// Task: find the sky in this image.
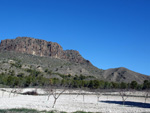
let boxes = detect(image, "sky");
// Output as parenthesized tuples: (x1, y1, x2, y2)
(0, 0, 150, 75)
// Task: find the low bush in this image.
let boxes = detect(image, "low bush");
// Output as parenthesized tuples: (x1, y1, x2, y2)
(22, 91, 38, 95)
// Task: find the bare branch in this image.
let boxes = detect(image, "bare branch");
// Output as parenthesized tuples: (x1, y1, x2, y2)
(118, 89, 132, 105)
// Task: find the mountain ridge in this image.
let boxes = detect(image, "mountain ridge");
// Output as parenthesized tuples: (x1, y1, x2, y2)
(103, 67, 150, 83)
(0, 37, 149, 84)
(0, 37, 91, 65)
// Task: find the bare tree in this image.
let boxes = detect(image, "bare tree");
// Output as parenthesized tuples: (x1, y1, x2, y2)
(15, 88, 23, 96)
(43, 79, 54, 101)
(118, 89, 131, 105)
(44, 86, 53, 101)
(45, 79, 70, 108)
(144, 89, 150, 103)
(76, 89, 81, 98)
(51, 87, 66, 108)
(76, 89, 83, 102)
(9, 88, 16, 97)
(82, 90, 85, 102)
(1, 89, 6, 97)
(13, 88, 17, 97)
(12, 87, 20, 97)
(13, 86, 21, 97)
(52, 79, 73, 108)
(8, 86, 23, 98)
(75, 87, 88, 102)
(95, 89, 103, 103)
(9, 89, 13, 98)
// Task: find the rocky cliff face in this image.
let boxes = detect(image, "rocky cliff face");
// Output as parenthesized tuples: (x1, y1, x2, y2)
(0, 37, 90, 64)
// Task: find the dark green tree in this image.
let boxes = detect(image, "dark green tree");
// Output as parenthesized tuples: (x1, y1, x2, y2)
(143, 80, 150, 89)
(120, 82, 127, 89)
(130, 81, 138, 89)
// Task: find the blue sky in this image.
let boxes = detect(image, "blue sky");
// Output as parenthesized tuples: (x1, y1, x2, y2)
(0, 0, 150, 75)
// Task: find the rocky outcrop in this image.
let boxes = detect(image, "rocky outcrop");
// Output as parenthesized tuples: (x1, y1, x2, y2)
(64, 50, 90, 64)
(0, 37, 91, 64)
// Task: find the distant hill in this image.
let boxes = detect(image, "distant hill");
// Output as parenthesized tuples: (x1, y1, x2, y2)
(103, 67, 150, 84)
(0, 37, 149, 84)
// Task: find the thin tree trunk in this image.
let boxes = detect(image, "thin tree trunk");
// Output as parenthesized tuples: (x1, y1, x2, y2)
(51, 88, 66, 108)
(97, 96, 100, 103)
(83, 94, 85, 102)
(2, 91, 4, 97)
(52, 98, 57, 108)
(9, 91, 11, 98)
(13, 89, 17, 97)
(76, 91, 80, 98)
(47, 94, 51, 101)
(123, 100, 125, 105)
(145, 94, 148, 103)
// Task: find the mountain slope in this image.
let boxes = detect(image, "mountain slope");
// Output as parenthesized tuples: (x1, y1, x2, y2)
(103, 67, 150, 83)
(0, 37, 149, 84)
(0, 51, 104, 79)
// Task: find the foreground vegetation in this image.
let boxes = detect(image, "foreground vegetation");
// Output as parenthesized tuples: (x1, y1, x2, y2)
(0, 108, 39, 113)
(0, 108, 97, 113)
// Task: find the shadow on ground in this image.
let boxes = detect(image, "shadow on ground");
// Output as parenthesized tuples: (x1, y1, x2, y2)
(101, 100, 150, 108)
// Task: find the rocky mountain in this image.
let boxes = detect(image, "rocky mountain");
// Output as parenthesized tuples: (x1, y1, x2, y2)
(0, 37, 90, 65)
(0, 37, 149, 84)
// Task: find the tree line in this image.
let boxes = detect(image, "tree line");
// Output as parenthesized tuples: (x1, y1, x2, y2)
(0, 70, 150, 90)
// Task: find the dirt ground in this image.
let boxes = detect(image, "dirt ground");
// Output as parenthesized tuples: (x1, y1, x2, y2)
(0, 88, 150, 113)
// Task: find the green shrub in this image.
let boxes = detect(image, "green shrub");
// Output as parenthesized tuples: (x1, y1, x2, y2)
(0, 108, 39, 113)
